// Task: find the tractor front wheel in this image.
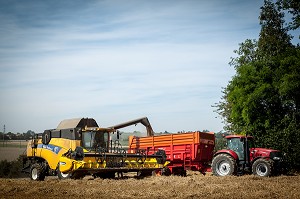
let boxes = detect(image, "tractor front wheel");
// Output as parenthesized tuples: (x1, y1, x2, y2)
(212, 154, 237, 176)
(252, 158, 273, 177)
(30, 163, 45, 181)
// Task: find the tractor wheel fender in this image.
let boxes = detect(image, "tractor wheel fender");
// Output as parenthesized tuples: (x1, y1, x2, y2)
(251, 156, 269, 164)
(30, 163, 46, 181)
(214, 149, 239, 161)
(212, 153, 237, 177)
(252, 158, 274, 177)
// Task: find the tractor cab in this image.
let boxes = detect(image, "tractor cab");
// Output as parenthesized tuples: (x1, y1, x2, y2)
(225, 135, 254, 163)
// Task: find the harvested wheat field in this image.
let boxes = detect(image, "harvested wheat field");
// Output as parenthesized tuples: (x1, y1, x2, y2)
(0, 172, 299, 199)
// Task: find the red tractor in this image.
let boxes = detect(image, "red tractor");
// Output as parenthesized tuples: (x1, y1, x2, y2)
(212, 135, 283, 177)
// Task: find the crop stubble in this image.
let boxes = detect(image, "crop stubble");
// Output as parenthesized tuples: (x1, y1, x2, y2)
(0, 172, 299, 199)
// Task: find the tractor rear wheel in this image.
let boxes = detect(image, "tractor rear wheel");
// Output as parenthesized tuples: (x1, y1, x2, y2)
(30, 163, 45, 181)
(212, 154, 237, 176)
(252, 158, 273, 177)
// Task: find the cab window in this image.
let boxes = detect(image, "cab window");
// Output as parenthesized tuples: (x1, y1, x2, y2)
(82, 131, 109, 151)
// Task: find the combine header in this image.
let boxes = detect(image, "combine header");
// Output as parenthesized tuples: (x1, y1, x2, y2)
(23, 118, 167, 181)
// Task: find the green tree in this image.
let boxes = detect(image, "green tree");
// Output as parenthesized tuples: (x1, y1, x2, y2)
(278, 0, 300, 30)
(216, 0, 300, 170)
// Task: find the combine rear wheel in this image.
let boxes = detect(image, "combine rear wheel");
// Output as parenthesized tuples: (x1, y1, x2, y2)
(30, 163, 45, 181)
(212, 154, 237, 176)
(252, 159, 273, 177)
(57, 163, 72, 179)
(57, 168, 85, 179)
(57, 170, 71, 179)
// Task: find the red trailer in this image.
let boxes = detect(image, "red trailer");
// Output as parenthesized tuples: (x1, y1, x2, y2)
(128, 131, 215, 176)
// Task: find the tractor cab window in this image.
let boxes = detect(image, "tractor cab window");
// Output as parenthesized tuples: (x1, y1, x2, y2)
(82, 131, 109, 151)
(227, 138, 245, 160)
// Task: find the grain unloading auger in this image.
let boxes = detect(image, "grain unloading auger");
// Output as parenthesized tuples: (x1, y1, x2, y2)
(22, 118, 167, 181)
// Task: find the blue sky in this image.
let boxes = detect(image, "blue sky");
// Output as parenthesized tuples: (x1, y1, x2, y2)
(0, 0, 264, 134)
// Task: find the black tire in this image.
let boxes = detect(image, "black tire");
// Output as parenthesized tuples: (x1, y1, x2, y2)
(161, 167, 171, 176)
(30, 163, 45, 181)
(57, 169, 72, 180)
(172, 167, 187, 176)
(252, 158, 273, 177)
(212, 154, 237, 176)
(57, 163, 72, 179)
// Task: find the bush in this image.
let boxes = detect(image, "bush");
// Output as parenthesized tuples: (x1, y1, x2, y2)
(0, 155, 27, 178)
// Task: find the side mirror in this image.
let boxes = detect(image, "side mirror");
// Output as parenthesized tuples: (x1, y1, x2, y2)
(117, 130, 120, 140)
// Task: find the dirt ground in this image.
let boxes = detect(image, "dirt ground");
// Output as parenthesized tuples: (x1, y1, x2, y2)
(0, 172, 299, 199)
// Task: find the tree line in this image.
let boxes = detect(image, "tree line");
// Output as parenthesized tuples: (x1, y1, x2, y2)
(215, 0, 300, 171)
(0, 130, 34, 141)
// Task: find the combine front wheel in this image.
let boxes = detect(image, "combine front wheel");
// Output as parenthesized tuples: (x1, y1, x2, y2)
(30, 163, 45, 181)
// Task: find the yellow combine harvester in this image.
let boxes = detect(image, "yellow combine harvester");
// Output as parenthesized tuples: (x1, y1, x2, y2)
(22, 118, 167, 181)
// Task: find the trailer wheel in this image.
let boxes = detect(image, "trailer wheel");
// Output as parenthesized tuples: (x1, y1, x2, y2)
(212, 154, 237, 176)
(173, 167, 187, 176)
(30, 163, 45, 181)
(252, 158, 273, 177)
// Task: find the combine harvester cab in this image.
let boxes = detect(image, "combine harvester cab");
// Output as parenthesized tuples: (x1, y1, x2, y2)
(128, 131, 215, 176)
(23, 118, 167, 181)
